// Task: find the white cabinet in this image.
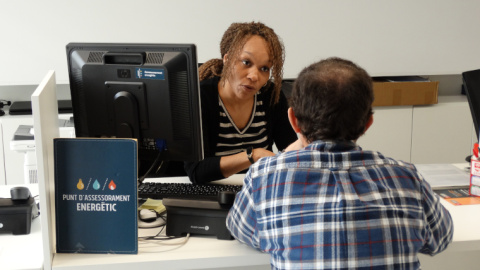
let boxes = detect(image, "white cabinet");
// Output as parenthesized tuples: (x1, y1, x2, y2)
(411, 96, 474, 164)
(358, 96, 475, 165)
(357, 106, 413, 162)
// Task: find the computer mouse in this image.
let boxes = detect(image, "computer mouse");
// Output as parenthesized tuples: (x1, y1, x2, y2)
(138, 209, 157, 222)
(218, 190, 236, 206)
(10, 186, 31, 201)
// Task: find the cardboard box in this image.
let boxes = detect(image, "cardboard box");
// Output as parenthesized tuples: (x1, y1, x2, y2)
(372, 77, 439, 107)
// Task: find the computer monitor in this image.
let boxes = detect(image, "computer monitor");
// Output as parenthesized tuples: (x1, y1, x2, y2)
(66, 43, 204, 177)
(462, 68, 480, 141)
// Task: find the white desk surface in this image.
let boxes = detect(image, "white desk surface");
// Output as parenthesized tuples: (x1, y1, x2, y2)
(416, 164, 480, 269)
(3, 164, 480, 270)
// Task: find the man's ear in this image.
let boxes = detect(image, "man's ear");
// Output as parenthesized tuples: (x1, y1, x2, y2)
(364, 114, 374, 133)
(288, 107, 301, 133)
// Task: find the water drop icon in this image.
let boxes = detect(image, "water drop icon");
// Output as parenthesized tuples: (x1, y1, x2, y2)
(93, 179, 101, 190)
(77, 179, 84, 190)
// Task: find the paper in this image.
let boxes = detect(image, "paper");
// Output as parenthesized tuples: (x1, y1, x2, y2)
(415, 164, 470, 188)
(138, 198, 166, 215)
(434, 187, 480, 206)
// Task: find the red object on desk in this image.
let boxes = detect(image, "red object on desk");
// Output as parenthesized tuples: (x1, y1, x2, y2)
(473, 143, 479, 158)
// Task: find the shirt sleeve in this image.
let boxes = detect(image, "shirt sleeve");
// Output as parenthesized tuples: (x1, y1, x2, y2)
(184, 157, 224, 184)
(419, 179, 454, 255)
(226, 171, 261, 249)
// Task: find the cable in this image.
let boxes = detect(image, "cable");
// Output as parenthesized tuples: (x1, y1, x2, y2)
(139, 224, 184, 241)
(0, 100, 11, 107)
(138, 224, 191, 252)
(139, 234, 190, 252)
(138, 138, 170, 183)
(137, 152, 163, 184)
(138, 214, 166, 228)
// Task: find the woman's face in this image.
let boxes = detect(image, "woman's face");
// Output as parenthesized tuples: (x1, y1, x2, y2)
(224, 35, 272, 101)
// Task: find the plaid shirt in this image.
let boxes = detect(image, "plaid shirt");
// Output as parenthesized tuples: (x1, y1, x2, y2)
(226, 140, 453, 270)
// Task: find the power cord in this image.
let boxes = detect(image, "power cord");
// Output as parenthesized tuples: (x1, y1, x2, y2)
(138, 225, 191, 252)
(138, 151, 163, 184)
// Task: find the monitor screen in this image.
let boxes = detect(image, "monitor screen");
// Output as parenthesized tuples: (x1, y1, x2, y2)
(66, 43, 203, 177)
(463, 68, 480, 141)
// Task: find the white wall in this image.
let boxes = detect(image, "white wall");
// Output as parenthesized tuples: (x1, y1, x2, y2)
(1, 0, 480, 86)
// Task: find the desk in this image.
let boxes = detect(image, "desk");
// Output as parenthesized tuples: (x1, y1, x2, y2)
(416, 164, 480, 269)
(0, 184, 43, 270)
(51, 174, 270, 270)
(3, 165, 480, 270)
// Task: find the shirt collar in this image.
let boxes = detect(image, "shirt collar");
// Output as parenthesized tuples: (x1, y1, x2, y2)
(305, 140, 362, 153)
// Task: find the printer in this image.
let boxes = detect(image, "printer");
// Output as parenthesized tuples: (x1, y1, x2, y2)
(10, 119, 75, 184)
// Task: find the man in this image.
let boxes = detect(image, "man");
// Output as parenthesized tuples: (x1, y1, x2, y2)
(226, 57, 453, 270)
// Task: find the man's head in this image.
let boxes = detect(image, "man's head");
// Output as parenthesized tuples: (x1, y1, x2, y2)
(289, 57, 374, 143)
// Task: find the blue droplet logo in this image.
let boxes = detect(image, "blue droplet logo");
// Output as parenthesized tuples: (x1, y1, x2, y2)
(93, 179, 101, 190)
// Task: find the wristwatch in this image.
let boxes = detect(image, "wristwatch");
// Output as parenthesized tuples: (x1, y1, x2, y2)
(246, 146, 255, 164)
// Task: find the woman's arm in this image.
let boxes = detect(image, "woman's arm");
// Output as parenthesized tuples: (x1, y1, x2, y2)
(219, 148, 275, 178)
(184, 78, 225, 184)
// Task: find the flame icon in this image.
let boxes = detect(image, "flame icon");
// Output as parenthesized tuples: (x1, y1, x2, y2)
(108, 180, 116, 190)
(77, 179, 84, 190)
(93, 179, 101, 190)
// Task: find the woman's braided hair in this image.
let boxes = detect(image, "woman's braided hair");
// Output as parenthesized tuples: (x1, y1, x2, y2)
(199, 21, 285, 104)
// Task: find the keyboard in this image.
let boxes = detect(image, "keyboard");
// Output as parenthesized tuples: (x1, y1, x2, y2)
(138, 182, 243, 200)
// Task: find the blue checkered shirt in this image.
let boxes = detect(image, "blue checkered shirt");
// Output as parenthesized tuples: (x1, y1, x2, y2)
(226, 140, 453, 270)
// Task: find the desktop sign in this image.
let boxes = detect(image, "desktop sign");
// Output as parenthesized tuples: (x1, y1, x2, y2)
(54, 138, 138, 254)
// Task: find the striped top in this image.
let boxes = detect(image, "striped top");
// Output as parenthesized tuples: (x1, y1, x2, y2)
(215, 93, 269, 156)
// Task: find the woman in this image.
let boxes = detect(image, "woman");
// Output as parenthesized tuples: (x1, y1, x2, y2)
(185, 21, 297, 184)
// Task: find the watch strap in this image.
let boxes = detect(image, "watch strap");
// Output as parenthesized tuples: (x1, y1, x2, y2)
(246, 146, 255, 164)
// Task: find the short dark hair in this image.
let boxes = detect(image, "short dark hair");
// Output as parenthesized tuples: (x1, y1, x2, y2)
(289, 57, 374, 142)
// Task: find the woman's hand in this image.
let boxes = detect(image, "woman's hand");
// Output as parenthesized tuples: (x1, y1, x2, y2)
(219, 148, 274, 178)
(252, 148, 275, 162)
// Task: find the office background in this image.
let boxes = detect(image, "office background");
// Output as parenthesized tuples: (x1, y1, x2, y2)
(1, 0, 480, 86)
(1, 0, 480, 185)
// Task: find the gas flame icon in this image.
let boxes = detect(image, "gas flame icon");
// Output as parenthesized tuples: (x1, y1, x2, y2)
(108, 180, 116, 190)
